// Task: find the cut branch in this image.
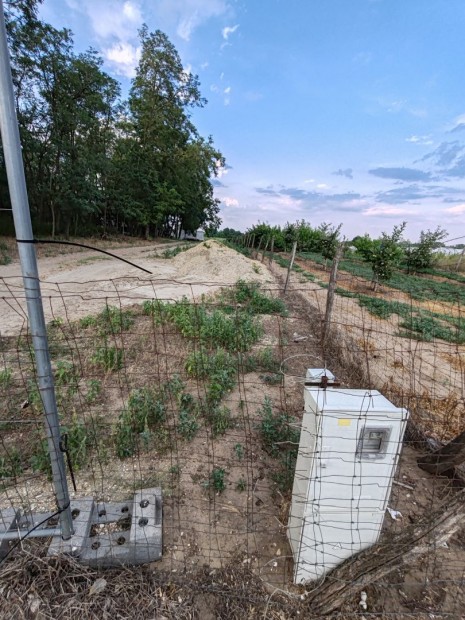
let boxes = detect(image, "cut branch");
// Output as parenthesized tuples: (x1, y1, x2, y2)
(417, 429, 465, 475)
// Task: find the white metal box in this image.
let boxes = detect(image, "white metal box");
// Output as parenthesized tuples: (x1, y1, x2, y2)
(288, 387, 409, 583)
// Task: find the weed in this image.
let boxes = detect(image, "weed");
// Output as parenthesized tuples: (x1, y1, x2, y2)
(240, 347, 281, 373)
(204, 404, 233, 437)
(178, 409, 199, 440)
(79, 315, 97, 328)
(49, 317, 64, 328)
(260, 373, 282, 385)
(178, 392, 199, 440)
(209, 467, 226, 493)
(115, 386, 167, 458)
(98, 305, 134, 335)
(236, 477, 246, 492)
(92, 343, 123, 371)
(0, 241, 11, 266)
(252, 264, 261, 274)
(55, 360, 76, 387)
(258, 397, 300, 458)
(229, 280, 287, 316)
(161, 245, 189, 258)
(30, 437, 51, 477)
(234, 443, 244, 461)
(0, 368, 12, 391)
(186, 349, 236, 406)
(86, 379, 102, 403)
(0, 449, 23, 480)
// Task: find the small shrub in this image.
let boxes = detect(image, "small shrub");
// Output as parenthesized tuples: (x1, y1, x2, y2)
(205, 405, 233, 437)
(236, 477, 246, 492)
(178, 409, 199, 441)
(98, 305, 134, 335)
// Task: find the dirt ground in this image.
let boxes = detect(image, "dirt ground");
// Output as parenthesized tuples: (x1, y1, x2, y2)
(1, 241, 465, 618)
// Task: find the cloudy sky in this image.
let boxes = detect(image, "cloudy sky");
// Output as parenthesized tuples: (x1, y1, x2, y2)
(39, 0, 465, 241)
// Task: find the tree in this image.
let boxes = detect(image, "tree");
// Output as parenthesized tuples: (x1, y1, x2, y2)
(405, 226, 448, 272)
(367, 222, 406, 290)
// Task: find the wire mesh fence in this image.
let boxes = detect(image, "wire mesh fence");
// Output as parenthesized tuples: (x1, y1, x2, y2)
(0, 240, 464, 618)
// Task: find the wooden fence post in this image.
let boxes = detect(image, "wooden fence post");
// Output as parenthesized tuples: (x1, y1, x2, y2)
(283, 241, 297, 294)
(269, 236, 275, 265)
(322, 243, 343, 345)
(261, 237, 269, 263)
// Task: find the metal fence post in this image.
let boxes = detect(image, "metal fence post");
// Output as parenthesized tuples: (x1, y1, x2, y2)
(0, 1, 74, 539)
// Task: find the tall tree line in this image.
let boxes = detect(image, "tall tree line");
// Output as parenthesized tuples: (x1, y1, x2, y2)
(0, 0, 224, 238)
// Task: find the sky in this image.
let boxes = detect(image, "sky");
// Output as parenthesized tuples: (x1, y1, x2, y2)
(38, 0, 465, 242)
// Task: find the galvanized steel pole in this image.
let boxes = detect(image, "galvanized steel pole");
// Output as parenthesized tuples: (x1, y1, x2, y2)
(0, 1, 73, 539)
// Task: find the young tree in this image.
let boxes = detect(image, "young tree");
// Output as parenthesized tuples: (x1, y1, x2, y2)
(405, 226, 448, 272)
(367, 222, 406, 290)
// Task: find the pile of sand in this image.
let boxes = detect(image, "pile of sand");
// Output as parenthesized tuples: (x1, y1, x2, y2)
(173, 240, 273, 284)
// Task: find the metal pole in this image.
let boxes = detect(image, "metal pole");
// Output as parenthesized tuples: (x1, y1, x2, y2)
(0, 1, 73, 539)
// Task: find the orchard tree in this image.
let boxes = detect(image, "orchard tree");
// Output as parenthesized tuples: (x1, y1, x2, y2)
(405, 227, 448, 272)
(368, 222, 406, 290)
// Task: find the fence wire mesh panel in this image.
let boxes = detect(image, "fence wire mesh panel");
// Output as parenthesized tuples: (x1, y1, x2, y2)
(0, 239, 464, 619)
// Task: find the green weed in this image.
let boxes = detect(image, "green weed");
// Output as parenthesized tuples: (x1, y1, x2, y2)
(0, 368, 12, 391)
(258, 397, 300, 458)
(0, 449, 22, 480)
(236, 477, 246, 492)
(92, 343, 123, 371)
(234, 443, 244, 461)
(209, 467, 226, 493)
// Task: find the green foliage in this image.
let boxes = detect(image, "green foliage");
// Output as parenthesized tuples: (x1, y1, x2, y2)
(86, 379, 102, 403)
(399, 315, 465, 344)
(115, 384, 171, 458)
(228, 280, 287, 316)
(258, 397, 300, 458)
(236, 477, 246, 492)
(162, 297, 262, 352)
(234, 443, 244, 461)
(204, 404, 233, 437)
(257, 398, 300, 494)
(178, 392, 199, 440)
(0, 449, 23, 480)
(98, 306, 134, 335)
(239, 347, 281, 374)
(92, 343, 123, 371)
(405, 227, 448, 272)
(366, 222, 406, 286)
(0, 242, 11, 266)
(209, 467, 226, 493)
(0, 368, 12, 391)
(161, 245, 189, 258)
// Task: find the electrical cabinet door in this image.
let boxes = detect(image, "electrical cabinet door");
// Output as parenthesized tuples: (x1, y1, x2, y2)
(308, 414, 404, 513)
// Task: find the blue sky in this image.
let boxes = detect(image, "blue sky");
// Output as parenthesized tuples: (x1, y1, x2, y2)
(39, 0, 465, 241)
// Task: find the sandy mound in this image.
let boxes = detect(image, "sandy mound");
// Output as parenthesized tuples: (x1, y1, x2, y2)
(173, 240, 272, 283)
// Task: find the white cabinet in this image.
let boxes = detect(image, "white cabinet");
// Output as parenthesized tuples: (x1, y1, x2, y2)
(288, 387, 408, 583)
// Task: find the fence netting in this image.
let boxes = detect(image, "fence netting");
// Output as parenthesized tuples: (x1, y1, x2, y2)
(0, 241, 464, 618)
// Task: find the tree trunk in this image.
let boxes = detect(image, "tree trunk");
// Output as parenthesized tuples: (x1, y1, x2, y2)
(417, 429, 465, 475)
(304, 489, 465, 615)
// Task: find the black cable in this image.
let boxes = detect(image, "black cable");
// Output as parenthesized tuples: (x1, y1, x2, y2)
(0, 503, 70, 566)
(15, 238, 152, 275)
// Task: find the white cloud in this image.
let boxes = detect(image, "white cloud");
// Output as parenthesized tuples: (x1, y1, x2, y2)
(363, 206, 416, 217)
(104, 42, 141, 77)
(316, 183, 329, 189)
(163, 0, 229, 40)
(84, 0, 143, 41)
(444, 203, 465, 215)
(222, 24, 239, 40)
(223, 197, 239, 207)
(406, 135, 433, 146)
